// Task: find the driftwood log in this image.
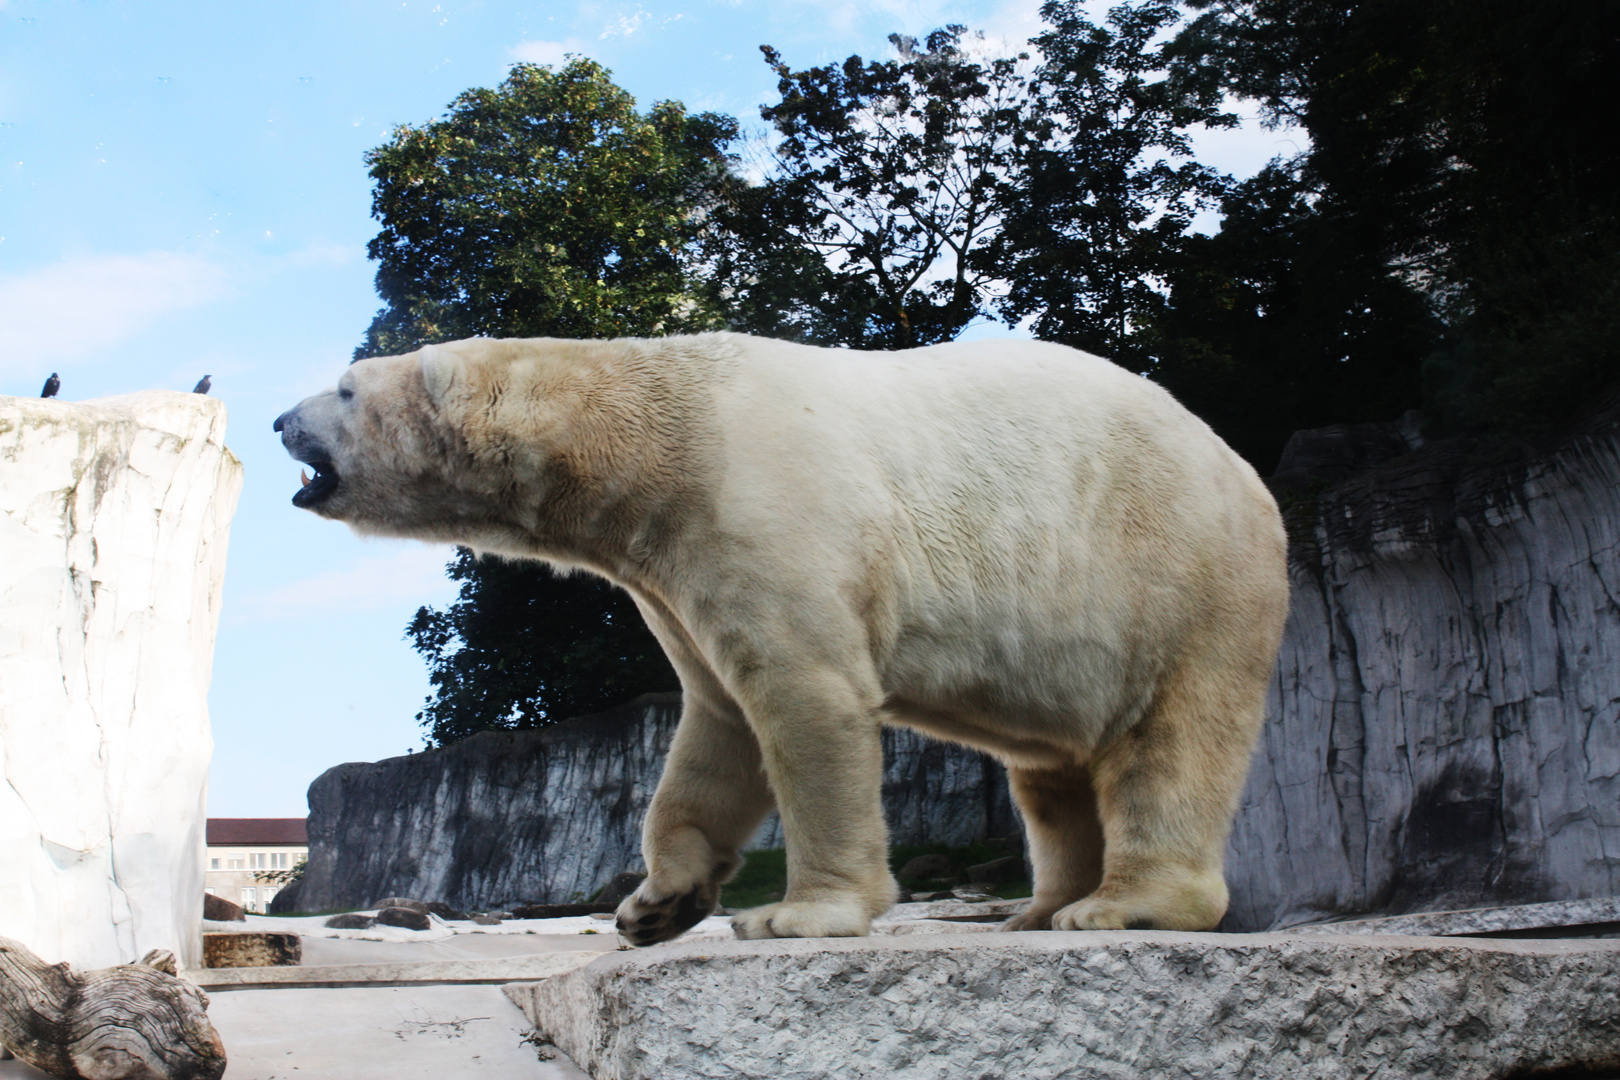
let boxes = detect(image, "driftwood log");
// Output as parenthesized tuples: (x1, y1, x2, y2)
(0, 936, 225, 1079)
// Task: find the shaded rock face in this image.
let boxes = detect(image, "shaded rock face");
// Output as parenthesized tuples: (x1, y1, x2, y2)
(1224, 398, 1620, 930)
(294, 693, 1018, 912)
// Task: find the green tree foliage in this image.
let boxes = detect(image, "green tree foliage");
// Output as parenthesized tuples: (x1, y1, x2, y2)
(1168, 0, 1620, 447)
(365, 60, 718, 745)
(407, 551, 678, 745)
(993, 0, 1235, 370)
(709, 27, 1031, 348)
(357, 59, 737, 358)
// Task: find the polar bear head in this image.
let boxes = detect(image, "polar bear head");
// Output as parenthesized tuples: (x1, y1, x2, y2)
(273, 335, 699, 553)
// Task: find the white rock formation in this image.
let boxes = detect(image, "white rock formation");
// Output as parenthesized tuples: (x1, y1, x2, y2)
(0, 391, 241, 971)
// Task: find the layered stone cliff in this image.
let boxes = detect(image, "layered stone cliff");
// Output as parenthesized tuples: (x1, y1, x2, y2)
(0, 392, 241, 969)
(292, 693, 1017, 912)
(1224, 398, 1620, 930)
(294, 398, 1620, 925)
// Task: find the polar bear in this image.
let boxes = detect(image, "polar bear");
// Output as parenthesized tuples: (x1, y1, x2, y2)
(274, 332, 1288, 944)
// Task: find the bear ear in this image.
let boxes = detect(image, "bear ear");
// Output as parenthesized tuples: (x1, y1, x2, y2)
(420, 345, 457, 406)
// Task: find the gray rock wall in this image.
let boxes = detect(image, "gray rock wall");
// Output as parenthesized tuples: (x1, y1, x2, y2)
(1224, 403, 1620, 929)
(292, 693, 1017, 912)
(296, 401, 1620, 925)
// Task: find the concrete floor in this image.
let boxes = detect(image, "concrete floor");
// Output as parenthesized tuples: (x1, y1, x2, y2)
(1, 983, 592, 1080)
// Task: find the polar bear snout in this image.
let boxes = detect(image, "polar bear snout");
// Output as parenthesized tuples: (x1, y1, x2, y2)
(274, 401, 343, 511)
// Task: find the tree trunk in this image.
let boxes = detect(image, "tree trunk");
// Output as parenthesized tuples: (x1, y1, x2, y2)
(0, 936, 225, 1080)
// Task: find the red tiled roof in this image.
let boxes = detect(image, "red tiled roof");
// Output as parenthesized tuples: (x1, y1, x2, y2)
(206, 818, 307, 845)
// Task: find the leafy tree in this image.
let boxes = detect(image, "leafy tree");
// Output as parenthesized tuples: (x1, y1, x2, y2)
(1174, 0, 1620, 441)
(407, 551, 678, 746)
(709, 27, 1031, 349)
(361, 60, 722, 745)
(358, 59, 737, 358)
(992, 0, 1235, 370)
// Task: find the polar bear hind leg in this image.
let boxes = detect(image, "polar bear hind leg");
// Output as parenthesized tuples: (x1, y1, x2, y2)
(1051, 663, 1264, 932)
(1000, 763, 1105, 932)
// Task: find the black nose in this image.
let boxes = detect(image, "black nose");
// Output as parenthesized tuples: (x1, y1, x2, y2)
(273, 410, 290, 433)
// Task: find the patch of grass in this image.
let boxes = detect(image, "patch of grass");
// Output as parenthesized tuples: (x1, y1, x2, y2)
(718, 843, 1032, 909)
(720, 847, 788, 909)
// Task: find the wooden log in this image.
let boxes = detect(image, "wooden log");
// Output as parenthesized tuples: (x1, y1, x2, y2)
(0, 935, 225, 1079)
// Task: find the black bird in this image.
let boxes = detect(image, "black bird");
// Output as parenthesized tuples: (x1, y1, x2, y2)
(192, 375, 212, 395)
(40, 373, 59, 398)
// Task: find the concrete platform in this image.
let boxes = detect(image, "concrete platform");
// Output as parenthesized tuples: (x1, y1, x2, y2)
(2, 984, 593, 1080)
(506, 930, 1620, 1080)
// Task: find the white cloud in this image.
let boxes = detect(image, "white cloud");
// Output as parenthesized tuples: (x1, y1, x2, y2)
(230, 545, 461, 624)
(510, 38, 589, 66)
(600, 7, 650, 38)
(0, 252, 230, 376)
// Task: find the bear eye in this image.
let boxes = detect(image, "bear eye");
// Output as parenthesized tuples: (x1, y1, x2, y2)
(338, 387, 355, 402)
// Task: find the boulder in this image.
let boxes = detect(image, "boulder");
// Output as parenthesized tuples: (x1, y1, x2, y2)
(0, 392, 242, 971)
(202, 932, 301, 969)
(322, 913, 376, 930)
(471, 915, 503, 926)
(962, 855, 1023, 884)
(266, 878, 303, 915)
(374, 906, 431, 931)
(370, 897, 428, 914)
(897, 854, 954, 882)
(593, 872, 646, 907)
(425, 902, 469, 921)
(203, 893, 245, 922)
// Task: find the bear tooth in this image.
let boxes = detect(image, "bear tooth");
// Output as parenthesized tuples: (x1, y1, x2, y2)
(300, 469, 311, 488)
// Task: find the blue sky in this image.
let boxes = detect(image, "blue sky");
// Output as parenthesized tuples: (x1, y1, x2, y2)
(0, 0, 1297, 817)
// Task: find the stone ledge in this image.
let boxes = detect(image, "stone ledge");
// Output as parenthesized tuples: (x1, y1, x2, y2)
(505, 931, 1620, 1080)
(192, 950, 608, 990)
(1291, 896, 1620, 939)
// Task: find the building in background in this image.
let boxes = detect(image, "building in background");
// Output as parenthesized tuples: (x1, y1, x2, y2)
(205, 818, 308, 913)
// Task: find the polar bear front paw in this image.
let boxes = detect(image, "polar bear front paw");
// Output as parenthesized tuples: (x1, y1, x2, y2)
(730, 899, 872, 940)
(615, 879, 720, 947)
(999, 908, 1054, 932)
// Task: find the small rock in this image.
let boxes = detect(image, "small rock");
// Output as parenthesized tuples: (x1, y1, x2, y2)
(324, 913, 377, 930)
(589, 912, 615, 920)
(909, 891, 953, 902)
(376, 906, 432, 931)
(964, 855, 1024, 884)
(472, 914, 503, 926)
(426, 902, 469, 921)
(203, 893, 245, 922)
(895, 889, 913, 904)
(203, 932, 301, 968)
(899, 854, 955, 881)
(952, 885, 999, 902)
(370, 897, 429, 913)
(594, 871, 647, 906)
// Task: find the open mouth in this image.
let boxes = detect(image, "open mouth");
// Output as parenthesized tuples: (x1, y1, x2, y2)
(292, 458, 340, 508)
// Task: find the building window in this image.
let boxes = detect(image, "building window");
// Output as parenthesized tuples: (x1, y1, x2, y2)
(228, 858, 244, 870)
(241, 888, 257, 911)
(205, 888, 216, 896)
(210, 858, 220, 870)
(271, 852, 290, 869)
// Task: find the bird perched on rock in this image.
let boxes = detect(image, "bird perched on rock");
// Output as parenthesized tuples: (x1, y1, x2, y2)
(40, 373, 60, 398)
(192, 375, 212, 395)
